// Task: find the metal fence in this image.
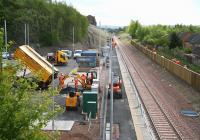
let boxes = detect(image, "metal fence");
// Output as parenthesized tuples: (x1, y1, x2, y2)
(131, 40, 200, 92)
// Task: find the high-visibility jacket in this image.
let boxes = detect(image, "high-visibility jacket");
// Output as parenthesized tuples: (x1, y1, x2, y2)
(59, 75, 65, 89)
(74, 78, 78, 91)
(81, 74, 86, 87)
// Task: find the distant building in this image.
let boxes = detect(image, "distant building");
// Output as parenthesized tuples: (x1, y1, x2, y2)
(178, 32, 200, 66)
(87, 15, 97, 26)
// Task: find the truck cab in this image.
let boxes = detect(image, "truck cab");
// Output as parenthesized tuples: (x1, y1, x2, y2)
(55, 51, 68, 65)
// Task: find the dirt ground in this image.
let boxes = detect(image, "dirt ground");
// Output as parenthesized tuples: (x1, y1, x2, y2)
(60, 121, 100, 140)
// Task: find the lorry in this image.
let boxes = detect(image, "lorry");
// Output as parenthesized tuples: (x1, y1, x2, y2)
(47, 50, 68, 65)
(14, 45, 59, 89)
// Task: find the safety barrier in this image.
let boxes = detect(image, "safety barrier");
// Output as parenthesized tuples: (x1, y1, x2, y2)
(131, 40, 200, 92)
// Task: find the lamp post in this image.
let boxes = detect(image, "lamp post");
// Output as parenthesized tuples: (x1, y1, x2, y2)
(99, 21, 101, 83)
(110, 35, 113, 140)
(73, 26, 74, 53)
(4, 20, 7, 59)
(27, 24, 29, 45)
(52, 64, 55, 131)
(25, 23, 27, 45)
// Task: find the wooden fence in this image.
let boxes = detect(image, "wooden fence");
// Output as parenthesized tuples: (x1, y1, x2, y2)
(131, 40, 200, 92)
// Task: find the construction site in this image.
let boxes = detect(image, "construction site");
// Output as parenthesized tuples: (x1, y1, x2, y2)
(8, 33, 200, 140)
(2, 0, 200, 140)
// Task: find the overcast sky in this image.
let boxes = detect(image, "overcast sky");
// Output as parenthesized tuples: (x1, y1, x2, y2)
(59, 0, 200, 26)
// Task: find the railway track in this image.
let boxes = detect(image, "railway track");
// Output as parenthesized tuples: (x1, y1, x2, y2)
(117, 41, 182, 139)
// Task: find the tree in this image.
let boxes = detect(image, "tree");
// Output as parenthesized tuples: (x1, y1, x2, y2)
(169, 32, 182, 49)
(0, 30, 62, 140)
(127, 21, 200, 48)
(135, 26, 149, 42)
(0, 0, 89, 46)
(128, 20, 141, 38)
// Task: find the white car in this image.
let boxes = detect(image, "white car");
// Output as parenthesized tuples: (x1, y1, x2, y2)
(2, 52, 11, 59)
(73, 50, 82, 59)
(61, 50, 73, 59)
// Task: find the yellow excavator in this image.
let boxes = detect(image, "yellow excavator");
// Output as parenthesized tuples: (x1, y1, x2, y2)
(62, 71, 97, 110)
(65, 86, 81, 110)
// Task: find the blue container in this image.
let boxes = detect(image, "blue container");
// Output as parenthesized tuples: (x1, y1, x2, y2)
(76, 57, 96, 63)
(81, 50, 97, 57)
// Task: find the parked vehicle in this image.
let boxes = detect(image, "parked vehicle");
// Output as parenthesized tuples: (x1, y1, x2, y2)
(2, 52, 11, 59)
(47, 51, 68, 65)
(47, 53, 55, 62)
(81, 50, 97, 57)
(14, 45, 59, 89)
(55, 51, 68, 65)
(61, 50, 73, 59)
(74, 50, 82, 59)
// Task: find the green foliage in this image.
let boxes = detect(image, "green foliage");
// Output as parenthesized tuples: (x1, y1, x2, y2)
(143, 26, 169, 47)
(135, 26, 149, 42)
(169, 32, 182, 49)
(106, 26, 126, 34)
(0, 64, 63, 140)
(128, 20, 141, 38)
(0, 30, 63, 139)
(157, 47, 200, 73)
(0, 0, 89, 46)
(128, 21, 200, 73)
(128, 20, 200, 49)
(183, 47, 192, 54)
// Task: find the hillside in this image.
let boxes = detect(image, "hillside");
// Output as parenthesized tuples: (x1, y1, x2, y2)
(35, 25, 108, 55)
(0, 0, 88, 47)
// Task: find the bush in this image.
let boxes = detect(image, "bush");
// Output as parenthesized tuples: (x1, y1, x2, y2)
(183, 47, 192, 54)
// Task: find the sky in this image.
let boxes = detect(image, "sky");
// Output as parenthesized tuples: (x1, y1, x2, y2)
(58, 0, 200, 26)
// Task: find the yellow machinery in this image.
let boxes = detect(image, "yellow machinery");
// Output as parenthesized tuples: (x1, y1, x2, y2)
(66, 91, 81, 110)
(55, 50, 68, 65)
(14, 45, 59, 89)
(63, 70, 98, 110)
(64, 72, 96, 110)
(47, 50, 68, 65)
